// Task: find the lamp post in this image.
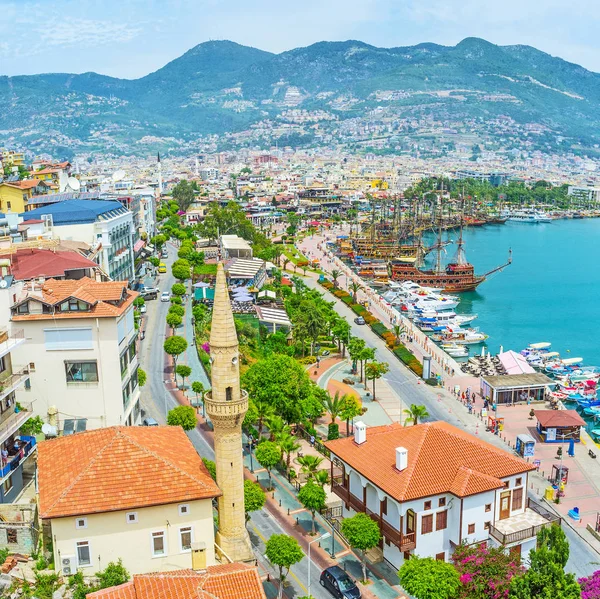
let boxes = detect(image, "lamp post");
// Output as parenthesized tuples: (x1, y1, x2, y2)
(308, 532, 331, 598)
(248, 435, 257, 473)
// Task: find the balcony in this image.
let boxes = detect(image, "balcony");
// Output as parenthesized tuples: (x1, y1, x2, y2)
(489, 498, 561, 546)
(331, 479, 416, 551)
(0, 402, 33, 446)
(0, 435, 37, 480)
(0, 367, 30, 401)
(0, 330, 25, 361)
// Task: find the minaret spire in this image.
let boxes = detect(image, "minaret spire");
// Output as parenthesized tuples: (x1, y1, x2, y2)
(204, 262, 253, 562)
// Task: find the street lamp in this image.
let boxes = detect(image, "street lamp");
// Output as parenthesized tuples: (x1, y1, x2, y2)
(308, 532, 331, 598)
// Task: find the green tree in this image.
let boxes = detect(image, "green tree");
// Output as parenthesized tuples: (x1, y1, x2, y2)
(277, 432, 301, 471)
(167, 405, 197, 430)
(298, 479, 326, 534)
(341, 513, 380, 582)
(202, 457, 216, 480)
(357, 346, 375, 384)
(398, 556, 460, 599)
(324, 391, 343, 424)
(168, 304, 185, 317)
(254, 441, 281, 489)
(365, 361, 389, 399)
(332, 318, 351, 356)
(172, 259, 191, 281)
(171, 283, 186, 296)
(330, 269, 342, 288)
(138, 368, 147, 387)
(172, 180, 196, 212)
(265, 535, 304, 599)
(163, 335, 188, 370)
(191, 381, 205, 413)
(244, 479, 265, 523)
(266, 414, 289, 441)
(97, 560, 130, 589)
(350, 281, 360, 302)
(255, 399, 275, 437)
(339, 394, 363, 437)
(403, 403, 430, 426)
(150, 234, 167, 249)
(166, 312, 182, 333)
(297, 455, 323, 480)
(300, 387, 326, 425)
(133, 296, 145, 308)
(509, 525, 580, 599)
(175, 364, 192, 389)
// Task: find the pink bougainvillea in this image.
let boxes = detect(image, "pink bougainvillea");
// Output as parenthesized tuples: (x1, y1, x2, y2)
(202, 342, 210, 354)
(579, 570, 600, 599)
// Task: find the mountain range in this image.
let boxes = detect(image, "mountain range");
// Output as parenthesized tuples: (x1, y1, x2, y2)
(1, 37, 600, 156)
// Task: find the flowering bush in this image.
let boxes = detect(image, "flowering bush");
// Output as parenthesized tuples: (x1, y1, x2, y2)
(452, 543, 523, 599)
(580, 570, 600, 599)
(201, 342, 210, 354)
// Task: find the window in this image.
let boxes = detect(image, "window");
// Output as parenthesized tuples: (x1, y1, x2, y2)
(178, 504, 190, 516)
(421, 514, 433, 534)
(512, 487, 523, 511)
(3, 476, 12, 494)
(6, 529, 17, 544)
(76, 541, 91, 566)
(75, 518, 87, 529)
(46, 328, 93, 351)
(151, 531, 166, 557)
(436, 510, 448, 531)
(435, 552, 445, 561)
(180, 527, 192, 552)
(485, 503, 492, 512)
(468, 523, 475, 535)
(226, 386, 232, 401)
(484, 521, 491, 530)
(0, 357, 5, 374)
(66, 361, 98, 383)
(126, 512, 138, 524)
(17, 303, 28, 314)
(438, 497, 446, 507)
(515, 477, 522, 486)
(424, 500, 432, 510)
(503, 481, 509, 489)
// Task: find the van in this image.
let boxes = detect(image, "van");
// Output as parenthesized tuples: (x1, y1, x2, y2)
(142, 417, 159, 426)
(158, 262, 167, 273)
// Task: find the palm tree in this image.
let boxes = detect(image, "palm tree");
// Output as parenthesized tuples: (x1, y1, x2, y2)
(314, 469, 329, 487)
(266, 414, 289, 441)
(297, 455, 323, 480)
(324, 391, 343, 424)
(393, 323, 407, 343)
(255, 400, 275, 437)
(350, 281, 360, 302)
(403, 403, 430, 426)
(277, 432, 301, 471)
(303, 309, 325, 357)
(331, 269, 342, 288)
(282, 257, 290, 272)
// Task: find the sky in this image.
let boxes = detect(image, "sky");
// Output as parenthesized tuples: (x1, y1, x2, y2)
(1, 0, 599, 78)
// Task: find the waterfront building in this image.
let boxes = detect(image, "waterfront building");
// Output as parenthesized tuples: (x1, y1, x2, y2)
(38, 426, 221, 575)
(204, 263, 254, 562)
(10, 277, 140, 430)
(325, 421, 560, 567)
(19, 200, 136, 283)
(534, 410, 586, 443)
(480, 373, 554, 406)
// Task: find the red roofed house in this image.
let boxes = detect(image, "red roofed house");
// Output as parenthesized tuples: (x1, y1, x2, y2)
(325, 421, 560, 568)
(86, 563, 267, 599)
(38, 426, 221, 576)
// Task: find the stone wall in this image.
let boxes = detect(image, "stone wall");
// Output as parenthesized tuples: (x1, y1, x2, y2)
(0, 504, 38, 555)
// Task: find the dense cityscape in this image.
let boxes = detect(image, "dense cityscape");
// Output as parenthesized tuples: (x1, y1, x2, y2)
(1, 13, 600, 599)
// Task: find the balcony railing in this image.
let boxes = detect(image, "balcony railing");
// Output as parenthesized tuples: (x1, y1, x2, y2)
(0, 435, 36, 479)
(0, 367, 30, 400)
(0, 329, 25, 359)
(489, 498, 561, 546)
(331, 479, 416, 551)
(0, 402, 33, 445)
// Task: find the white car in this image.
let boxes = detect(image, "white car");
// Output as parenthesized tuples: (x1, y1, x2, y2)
(139, 304, 147, 314)
(160, 292, 171, 302)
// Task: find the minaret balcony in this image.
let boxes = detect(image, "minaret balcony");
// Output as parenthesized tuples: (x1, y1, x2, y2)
(205, 389, 249, 421)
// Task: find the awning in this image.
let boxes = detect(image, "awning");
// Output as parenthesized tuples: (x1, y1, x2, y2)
(133, 239, 146, 253)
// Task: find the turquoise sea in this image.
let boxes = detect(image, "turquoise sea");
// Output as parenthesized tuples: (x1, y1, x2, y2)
(423, 219, 600, 366)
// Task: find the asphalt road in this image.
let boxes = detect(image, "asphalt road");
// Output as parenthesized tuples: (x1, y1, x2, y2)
(138, 242, 330, 599)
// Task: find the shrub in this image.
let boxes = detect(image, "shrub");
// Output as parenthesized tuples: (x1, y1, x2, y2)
(370, 322, 388, 337)
(341, 296, 354, 305)
(425, 377, 439, 386)
(97, 560, 130, 589)
(363, 314, 377, 325)
(327, 423, 339, 440)
(298, 356, 317, 365)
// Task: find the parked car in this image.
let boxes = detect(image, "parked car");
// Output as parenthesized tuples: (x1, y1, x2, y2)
(160, 291, 171, 302)
(321, 350, 331, 357)
(142, 290, 158, 300)
(142, 417, 159, 426)
(320, 566, 361, 599)
(354, 316, 365, 325)
(139, 304, 147, 314)
(158, 262, 167, 273)
(161, 249, 168, 258)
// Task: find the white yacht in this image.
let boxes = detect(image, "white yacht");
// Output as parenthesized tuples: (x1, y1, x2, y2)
(508, 209, 552, 223)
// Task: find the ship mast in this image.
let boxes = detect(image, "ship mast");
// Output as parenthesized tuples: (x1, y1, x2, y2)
(435, 192, 444, 274)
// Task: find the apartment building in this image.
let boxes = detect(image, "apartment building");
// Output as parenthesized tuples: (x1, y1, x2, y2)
(19, 200, 135, 283)
(38, 427, 221, 575)
(10, 277, 140, 430)
(325, 421, 560, 568)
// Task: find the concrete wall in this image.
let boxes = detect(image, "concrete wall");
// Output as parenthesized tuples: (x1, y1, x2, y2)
(50, 499, 216, 575)
(13, 309, 140, 429)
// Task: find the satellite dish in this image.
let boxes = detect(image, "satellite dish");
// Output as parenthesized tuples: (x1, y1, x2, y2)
(67, 177, 81, 191)
(0, 280, 7, 289)
(112, 169, 126, 182)
(42, 423, 58, 438)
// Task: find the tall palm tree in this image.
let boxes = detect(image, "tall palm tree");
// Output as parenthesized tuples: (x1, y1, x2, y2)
(314, 469, 329, 487)
(350, 281, 360, 302)
(403, 403, 430, 426)
(297, 455, 323, 480)
(330, 269, 342, 288)
(393, 323, 407, 343)
(255, 400, 275, 437)
(277, 432, 301, 471)
(303, 309, 325, 357)
(282, 257, 290, 272)
(324, 391, 343, 424)
(266, 414, 289, 441)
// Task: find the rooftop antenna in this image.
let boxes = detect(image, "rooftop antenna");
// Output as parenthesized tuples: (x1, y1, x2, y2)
(112, 169, 126, 183)
(67, 177, 81, 192)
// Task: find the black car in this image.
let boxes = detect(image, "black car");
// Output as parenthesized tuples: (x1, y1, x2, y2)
(320, 566, 361, 599)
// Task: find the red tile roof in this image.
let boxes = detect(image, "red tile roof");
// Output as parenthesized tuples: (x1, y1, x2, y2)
(38, 426, 221, 519)
(325, 421, 534, 501)
(3, 249, 98, 281)
(534, 410, 586, 427)
(86, 564, 266, 599)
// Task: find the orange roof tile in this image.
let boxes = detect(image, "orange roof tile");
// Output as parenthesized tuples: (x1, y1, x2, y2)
(11, 277, 137, 321)
(87, 564, 266, 599)
(325, 421, 534, 501)
(38, 427, 221, 519)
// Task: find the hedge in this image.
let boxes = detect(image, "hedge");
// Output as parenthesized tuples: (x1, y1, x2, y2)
(370, 322, 388, 337)
(393, 345, 424, 377)
(341, 296, 354, 305)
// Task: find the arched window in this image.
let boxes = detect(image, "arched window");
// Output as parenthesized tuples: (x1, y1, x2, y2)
(226, 387, 232, 401)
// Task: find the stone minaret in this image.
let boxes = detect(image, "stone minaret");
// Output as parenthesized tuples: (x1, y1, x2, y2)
(204, 263, 253, 562)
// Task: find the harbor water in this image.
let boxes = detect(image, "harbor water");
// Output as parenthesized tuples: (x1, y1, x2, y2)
(423, 218, 600, 366)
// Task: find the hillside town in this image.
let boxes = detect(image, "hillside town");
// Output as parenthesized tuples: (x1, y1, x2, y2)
(0, 143, 597, 599)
